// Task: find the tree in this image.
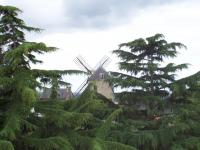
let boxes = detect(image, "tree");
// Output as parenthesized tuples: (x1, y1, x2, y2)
(111, 34, 188, 104)
(0, 5, 76, 149)
(0, 5, 57, 149)
(0, 6, 40, 63)
(107, 34, 200, 150)
(0, 5, 137, 150)
(168, 71, 200, 149)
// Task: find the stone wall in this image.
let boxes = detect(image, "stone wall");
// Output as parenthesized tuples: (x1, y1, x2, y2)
(90, 80, 114, 100)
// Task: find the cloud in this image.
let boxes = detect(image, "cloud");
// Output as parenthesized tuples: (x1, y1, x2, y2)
(63, 0, 175, 28)
(1, 0, 189, 31)
(1, 0, 64, 30)
(2, 0, 199, 90)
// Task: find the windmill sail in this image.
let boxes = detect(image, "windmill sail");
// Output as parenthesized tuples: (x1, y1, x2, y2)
(74, 55, 92, 74)
(94, 55, 111, 70)
(74, 78, 88, 96)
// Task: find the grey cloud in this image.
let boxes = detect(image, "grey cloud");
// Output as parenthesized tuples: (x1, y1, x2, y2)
(63, 0, 148, 28)
(2, 0, 187, 31)
(59, 0, 187, 29)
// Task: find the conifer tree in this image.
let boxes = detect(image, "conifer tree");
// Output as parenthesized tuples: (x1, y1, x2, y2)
(111, 34, 188, 105)
(108, 34, 200, 150)
(0, 5, 56, 149)
(0, 6, 40, 62)
(0, 5, 81, 149)
(0, 5, 137, 150)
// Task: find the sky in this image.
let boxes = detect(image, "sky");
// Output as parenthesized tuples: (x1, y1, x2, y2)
(1, 0, 200, 91)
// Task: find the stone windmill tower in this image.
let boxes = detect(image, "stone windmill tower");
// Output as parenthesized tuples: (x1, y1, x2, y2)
(74, 55, 114, 100)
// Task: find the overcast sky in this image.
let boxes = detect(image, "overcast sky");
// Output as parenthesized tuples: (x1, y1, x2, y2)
(1, 0, 200, 91)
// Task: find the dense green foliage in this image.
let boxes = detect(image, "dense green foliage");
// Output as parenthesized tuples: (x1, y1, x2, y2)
(0, 5, 200, 150)
(0, 5, 136, 150)
(109, 34, 200, 150)
(112, 34, 188, 100)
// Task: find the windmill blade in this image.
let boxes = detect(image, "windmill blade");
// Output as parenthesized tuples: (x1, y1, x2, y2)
(74, 55, 92, 74)
(101, 56, 111, 68)
(94, 55, 111, 70)
(74, 78, 89, 96)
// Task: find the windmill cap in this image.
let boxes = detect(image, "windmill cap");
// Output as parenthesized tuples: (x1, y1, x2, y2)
(88, 67, 108, 81)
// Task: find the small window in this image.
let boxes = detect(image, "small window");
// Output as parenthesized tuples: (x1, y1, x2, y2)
(99, 73, 104, 79)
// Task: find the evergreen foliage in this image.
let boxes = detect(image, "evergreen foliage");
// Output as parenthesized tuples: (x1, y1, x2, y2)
(108, 34, 200, 150)
(0, 5, 137, 150)
(112, 34, 188, 99)
(1, 4, 200, 150)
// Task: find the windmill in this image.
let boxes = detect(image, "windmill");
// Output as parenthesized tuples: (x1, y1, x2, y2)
(74, 55, 114, 100)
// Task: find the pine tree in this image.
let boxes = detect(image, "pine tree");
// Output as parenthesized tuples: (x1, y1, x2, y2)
(108, 34, 200, 150)
(111, 34, 188, 105)
(0, 5, 80, 149)
(0, 5, 137, 150)
(0, 6, 40, 63)
(0, 5, 57, 149)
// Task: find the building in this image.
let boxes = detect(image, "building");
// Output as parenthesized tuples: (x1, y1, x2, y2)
(88, 67, 114, 100)
(39, 86, 73, 100)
